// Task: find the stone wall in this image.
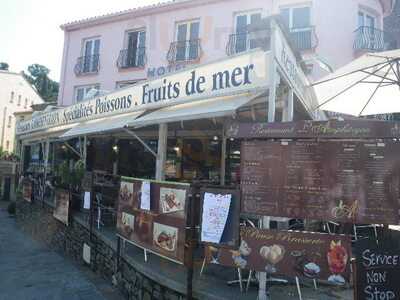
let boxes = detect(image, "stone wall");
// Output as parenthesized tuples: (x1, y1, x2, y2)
(16, 197, 184, 300)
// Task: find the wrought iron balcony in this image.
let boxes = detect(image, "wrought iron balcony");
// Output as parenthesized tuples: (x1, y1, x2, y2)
(117, 48, 146, 69)
(354, 26, 385, 51)
(167, 39, 202, 64)
(74, 55, 100, 75)
(288, 26, 318, 50)
(226, 31, 270, 56)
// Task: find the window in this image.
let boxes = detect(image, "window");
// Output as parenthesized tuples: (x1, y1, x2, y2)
(175, 20, 200, 61)
(356, 10, 381, 50)
(10, 92, 14, 103)
(75, 84, 100, 102)
(24, 98, 28, 109)
(280, 6, 313, 49)
(20, 116, 25, 121)
(358, 11, 376, 29)
(82, 37, 100, 73)
(234, 11, 262, 53)
(116, 80, 138, 89)
(122, 30, 146, 68)
(17, 95, 21, 106)
(8, 115, 12, 128)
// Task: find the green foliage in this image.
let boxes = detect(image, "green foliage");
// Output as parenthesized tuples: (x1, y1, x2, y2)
(23, 64, 59, 102)
(0, 62, 9, 71)
(71, 160, 85, 187)
(55, 159, 85, 190)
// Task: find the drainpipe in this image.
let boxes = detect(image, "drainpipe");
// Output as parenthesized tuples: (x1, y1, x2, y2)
(1, 107, 7, 148)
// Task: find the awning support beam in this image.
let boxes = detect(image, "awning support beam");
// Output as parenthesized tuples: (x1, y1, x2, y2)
(123, 128, 158, 158)
(63, 141, 82, 158)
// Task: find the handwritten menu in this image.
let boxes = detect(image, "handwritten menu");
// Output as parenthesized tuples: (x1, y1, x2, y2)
(241, 140, 400, 224)
(205, 227, 352, 283)
(355, 236, 400, 300)
(201, 193, 232, 244)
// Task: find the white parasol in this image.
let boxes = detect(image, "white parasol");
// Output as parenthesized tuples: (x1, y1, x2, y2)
(312, 49, 400, 116)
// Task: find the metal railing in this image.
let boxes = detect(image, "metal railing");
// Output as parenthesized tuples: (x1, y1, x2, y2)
(354, 26, 385, 51)
(289, 26, 318, 50)
(226, 31, 270, 56)
(74, 54, 100, 75)
(167, 39, 202, 64)
(117, 48, 146, 69)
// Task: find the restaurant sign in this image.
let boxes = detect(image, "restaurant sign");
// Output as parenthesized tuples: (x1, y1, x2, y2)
(206, 227, 352, 284)
(17, 50, 269, 135)
(226, 120, 400, 139)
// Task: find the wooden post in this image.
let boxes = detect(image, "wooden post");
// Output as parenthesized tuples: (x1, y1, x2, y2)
(156, 123, 167, 181)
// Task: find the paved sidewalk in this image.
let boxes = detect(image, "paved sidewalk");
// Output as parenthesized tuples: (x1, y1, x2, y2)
(0, 202, 123, 300)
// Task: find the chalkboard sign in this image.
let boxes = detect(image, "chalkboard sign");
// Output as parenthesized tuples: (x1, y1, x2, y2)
(355, 234, 400, 300)
(200, 188, 240, 247)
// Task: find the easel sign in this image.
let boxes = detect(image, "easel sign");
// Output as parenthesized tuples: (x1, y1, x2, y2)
(199, 188, 240, 247)
(116, 176, 191, 265)
(354, 230, 400, 300)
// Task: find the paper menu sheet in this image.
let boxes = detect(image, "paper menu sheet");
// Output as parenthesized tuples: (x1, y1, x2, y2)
(140, 181, 151, 210)
(201, 193, 232, 244)
(84, 192, 91, 209)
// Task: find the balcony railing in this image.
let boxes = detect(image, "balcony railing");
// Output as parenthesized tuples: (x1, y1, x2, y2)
(289, 26, 318, 50)
(117, 48, 146, 69)
(226, 31, 270, 56)
(74, 55, 100, 75)
(167, 39, 202, 64)
(354, 26, 385, 51)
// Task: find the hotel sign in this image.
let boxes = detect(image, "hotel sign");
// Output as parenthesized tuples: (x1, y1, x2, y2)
(17, 50, 269, 135)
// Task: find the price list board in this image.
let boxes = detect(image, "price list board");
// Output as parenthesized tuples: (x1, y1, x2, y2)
(241, 140, 400, 224)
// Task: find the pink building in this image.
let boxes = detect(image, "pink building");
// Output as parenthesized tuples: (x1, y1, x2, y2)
(57, 0, 395, 106)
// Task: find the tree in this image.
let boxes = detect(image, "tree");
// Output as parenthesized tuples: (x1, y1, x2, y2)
(23, 64, 59, 102)
(0, 62, 9, 71)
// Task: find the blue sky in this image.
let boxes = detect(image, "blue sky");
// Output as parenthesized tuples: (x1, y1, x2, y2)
(0, 0, 164, 81)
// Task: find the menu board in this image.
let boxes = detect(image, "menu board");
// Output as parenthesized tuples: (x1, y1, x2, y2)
(53, 189, 70, 225)
(205, 227, 352, 284)
(199, 189, 240, 247)
(355, 234, 400, 300)
(241, 140, 400, 224)
(226, 120, 400, 139)
(23, 181, 32, 202)
(116, 178, 190, 264)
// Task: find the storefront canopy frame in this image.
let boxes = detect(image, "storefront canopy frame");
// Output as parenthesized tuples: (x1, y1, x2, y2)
(59, 110, 145, 140)
(128, 92, 263, 128)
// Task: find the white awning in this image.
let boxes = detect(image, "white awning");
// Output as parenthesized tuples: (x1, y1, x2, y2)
(128, 92, 262, 128)
(60, 110, 145, 139)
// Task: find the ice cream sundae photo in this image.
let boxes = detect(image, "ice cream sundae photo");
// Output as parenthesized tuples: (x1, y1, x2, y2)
(327, 240, 348, 285)
(259, 244, 285, 273)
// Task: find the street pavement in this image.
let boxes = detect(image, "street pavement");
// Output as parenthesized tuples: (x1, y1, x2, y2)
(0, 202, 123, 300)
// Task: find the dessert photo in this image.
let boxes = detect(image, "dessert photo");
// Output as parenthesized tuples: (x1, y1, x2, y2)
(160, 188, 186, 214)
(153, 222, 178, 252)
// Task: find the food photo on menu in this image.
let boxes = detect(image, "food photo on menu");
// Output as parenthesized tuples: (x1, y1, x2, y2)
(153, 222, 178, 253)
(159, 187, 186, 214)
